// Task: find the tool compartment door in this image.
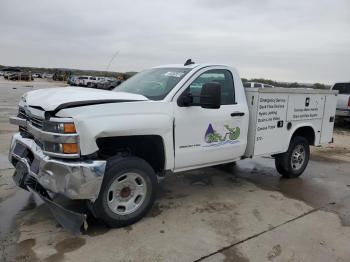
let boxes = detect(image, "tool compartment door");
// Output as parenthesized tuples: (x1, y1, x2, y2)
(253, 93, 289, 156)
(286, 94, 325, 122)
(320, 94, 337, 144)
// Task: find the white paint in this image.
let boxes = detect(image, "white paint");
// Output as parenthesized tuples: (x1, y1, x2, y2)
(25, 87, 147, 111)
(20, 64, 338, 172)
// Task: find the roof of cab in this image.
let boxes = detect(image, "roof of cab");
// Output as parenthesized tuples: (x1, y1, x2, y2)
(153, 64, 201, 69)
(152, 63, 233, 69)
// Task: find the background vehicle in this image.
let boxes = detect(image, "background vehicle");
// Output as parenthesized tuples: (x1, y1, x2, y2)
(32, 73, 42, 78)
(95, 78, 122, 90)
(331, 82, 350, 121)
(53, 72, 68, 81)
(243, 82, 274, 88)
(42, 73, 54, 79)
(76, 76, 103, 87)
(8, 63, 337, 232)
(67, 76, 78, 86)
(7, 72, 33, 81)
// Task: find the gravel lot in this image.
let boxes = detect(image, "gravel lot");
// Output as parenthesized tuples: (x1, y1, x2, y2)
(1, 78, 350, 262)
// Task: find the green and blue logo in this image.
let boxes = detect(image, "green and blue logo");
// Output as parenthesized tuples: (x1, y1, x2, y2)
(203, 124, 240, 147)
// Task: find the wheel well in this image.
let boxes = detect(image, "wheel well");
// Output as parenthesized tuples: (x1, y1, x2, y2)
(292, 126, 315, 145)
(96, 135, 165, 172)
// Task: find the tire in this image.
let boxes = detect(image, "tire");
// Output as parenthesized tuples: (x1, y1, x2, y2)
(274, 136, 310, 178)
(92, 156, 157, 227)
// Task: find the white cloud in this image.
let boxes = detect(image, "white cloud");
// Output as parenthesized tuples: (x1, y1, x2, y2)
(0, 0, 349, 83)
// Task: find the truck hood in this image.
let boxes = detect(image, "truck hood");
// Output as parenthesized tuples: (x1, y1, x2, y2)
(24, 87, 148, 111)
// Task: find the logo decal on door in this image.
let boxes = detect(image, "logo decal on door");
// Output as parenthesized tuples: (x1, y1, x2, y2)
(203, 124, 240, 147)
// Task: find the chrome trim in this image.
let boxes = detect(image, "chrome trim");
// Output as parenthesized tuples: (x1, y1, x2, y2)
(28, 124, 78, 143)
(48, 117, 78, 123)
(9, 133, 106, 201)
(9, 116, 26, 126)
(43, 150, 80, 159)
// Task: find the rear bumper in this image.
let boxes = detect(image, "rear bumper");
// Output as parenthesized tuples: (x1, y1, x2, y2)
(336, 108, 350, 117)
(9, 132, 106, 201)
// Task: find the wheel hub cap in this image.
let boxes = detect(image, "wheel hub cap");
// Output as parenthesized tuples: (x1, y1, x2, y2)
(120, 187, 131, 198)
(291, 145, 306, 170)
(107, 172, 147, 215)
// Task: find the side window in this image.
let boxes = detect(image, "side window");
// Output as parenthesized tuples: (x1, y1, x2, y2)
(187, 69, 235, 105)
(243, 82, 251, 88)
(254, 83, 262, 88)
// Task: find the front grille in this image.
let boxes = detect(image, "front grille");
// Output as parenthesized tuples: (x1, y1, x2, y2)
(19, 126, 33, 139)
(18, 107, 26, 119)
(29, 116, 44, 129)
(18, 107, 44, 129)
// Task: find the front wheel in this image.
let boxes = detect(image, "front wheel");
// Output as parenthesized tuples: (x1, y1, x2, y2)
(92, 156, 157, 227)
(275, 136, 310, 178)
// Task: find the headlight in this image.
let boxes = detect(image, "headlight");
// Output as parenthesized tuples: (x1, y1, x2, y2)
(44, 142, 79, 154)
(43, 122, 76, 133)
(41, 121, 79, 155)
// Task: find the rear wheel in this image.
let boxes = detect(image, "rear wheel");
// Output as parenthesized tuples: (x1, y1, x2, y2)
(92, 156, 157, 227)
(275, 136, 310, 178)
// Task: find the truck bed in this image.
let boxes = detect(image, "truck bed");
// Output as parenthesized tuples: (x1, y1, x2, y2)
(244, 88, 338, 158)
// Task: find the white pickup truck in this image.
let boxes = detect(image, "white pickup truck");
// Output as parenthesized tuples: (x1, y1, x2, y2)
(9, 63, 338, 232)
(331, 82, 350, 121)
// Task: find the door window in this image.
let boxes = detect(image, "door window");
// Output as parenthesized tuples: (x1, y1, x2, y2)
(185, 69, 235, 105)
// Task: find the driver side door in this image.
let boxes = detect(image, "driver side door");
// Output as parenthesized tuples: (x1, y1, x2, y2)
(173, 68, 247, 170)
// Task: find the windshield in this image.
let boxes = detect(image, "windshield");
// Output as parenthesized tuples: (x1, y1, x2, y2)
(114, 68, 191, 100)
(333, 83, 350, 94)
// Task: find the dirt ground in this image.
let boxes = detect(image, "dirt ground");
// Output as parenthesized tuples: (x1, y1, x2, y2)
(0, 78, 350, 262)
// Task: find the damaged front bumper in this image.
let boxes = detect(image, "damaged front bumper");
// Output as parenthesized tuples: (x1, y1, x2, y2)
(9, 132, 106, 233)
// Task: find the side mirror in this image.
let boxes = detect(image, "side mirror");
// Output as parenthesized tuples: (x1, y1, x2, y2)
(177, 92, 193, 107)
(200, 82, 221, 109)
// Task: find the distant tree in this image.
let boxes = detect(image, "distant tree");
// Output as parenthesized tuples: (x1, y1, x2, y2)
(313, 83, 328, 89)
(287, 82, 301, 88)
(249, 78, 280, 86)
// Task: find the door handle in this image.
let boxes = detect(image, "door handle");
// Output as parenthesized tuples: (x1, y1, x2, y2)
(231, 112, 245, 117)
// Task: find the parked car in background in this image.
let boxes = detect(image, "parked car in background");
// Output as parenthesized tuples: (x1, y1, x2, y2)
(53, 73, 68, 81)
(95, 80, 121, 90)
(67, 76, 78, 86)
(89, 77, 120, 90)
(331, 82, 350, 121)
(32, 73, 42, 78)
(243, 82, 274, 88)
(76, 76, 99, 87)
(7, 72, 33, 81)
(42, 73, 54, 79)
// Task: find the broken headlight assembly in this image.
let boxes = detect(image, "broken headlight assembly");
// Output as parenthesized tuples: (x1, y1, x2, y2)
(41, 121, 79, 156)
(43, 122, 76, 133)
(43, 141, 79, 155)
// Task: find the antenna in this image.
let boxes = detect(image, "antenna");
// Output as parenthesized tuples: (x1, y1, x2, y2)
(184, 59, 195, 66)
(105, 50, 120, 72)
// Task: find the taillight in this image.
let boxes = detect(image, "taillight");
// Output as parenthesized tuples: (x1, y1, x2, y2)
(348, 97, 350, 107)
